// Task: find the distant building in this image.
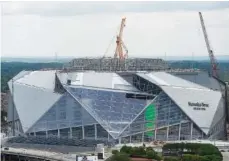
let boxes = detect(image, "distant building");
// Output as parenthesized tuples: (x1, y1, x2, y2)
(7, 69, 227, 142)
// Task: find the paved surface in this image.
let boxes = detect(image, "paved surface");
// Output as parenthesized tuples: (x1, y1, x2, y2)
(222, 152, 229, 161)
(1, 147, 111, 161)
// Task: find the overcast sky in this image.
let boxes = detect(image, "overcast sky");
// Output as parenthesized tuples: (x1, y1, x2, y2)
(1, 1, 229, 58)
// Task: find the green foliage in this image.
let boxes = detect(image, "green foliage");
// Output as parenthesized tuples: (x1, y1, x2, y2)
(163, 157, 180, 161)
(163, 143, 222, 161)
(119, 145, 161, 161)
(130, 146, 146, 156)
(109, 153, 131, 161)
(112, 150, 119, 155)
(204, 155, 223, 161)
(120, 145, 133, 154)
(146, 150, 161, 160)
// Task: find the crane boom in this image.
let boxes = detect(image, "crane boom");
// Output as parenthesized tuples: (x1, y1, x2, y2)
(114, 18, 128, 60)
(199, 12, 218, 78)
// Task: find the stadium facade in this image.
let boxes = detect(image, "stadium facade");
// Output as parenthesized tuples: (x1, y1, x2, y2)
(7, 69, 227, 143)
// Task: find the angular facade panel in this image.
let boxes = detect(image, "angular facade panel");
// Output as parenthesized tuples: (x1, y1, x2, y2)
(65, 87, 152, 139)
(8, 82, 62, 132)
(28, 93, 98, 133)
(120, 92, 191, 139)
(161, 86, 222, 134)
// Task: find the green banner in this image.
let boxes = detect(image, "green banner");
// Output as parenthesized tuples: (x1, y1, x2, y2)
(144, 104, 156, 136)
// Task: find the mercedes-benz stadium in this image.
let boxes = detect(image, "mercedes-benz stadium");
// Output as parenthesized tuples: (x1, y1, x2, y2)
(7, 69, 226, 144)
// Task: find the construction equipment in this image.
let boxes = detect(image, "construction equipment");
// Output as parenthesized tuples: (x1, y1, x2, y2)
(199, 12, 219, 78)
(114, 18, 128, 60)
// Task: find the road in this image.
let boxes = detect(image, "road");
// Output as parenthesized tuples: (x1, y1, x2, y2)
(1, 147, 111, 161)
(222, 152, 229, 161)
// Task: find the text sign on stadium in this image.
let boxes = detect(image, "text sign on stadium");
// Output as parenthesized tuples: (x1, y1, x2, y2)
(188, 102, 209, 111)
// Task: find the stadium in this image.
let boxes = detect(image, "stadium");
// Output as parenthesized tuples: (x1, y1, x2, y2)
(7, 58, 227, 145)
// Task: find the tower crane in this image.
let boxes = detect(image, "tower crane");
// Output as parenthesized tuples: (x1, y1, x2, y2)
(114, 17, 128, 60)
(199, 12, 219, 78)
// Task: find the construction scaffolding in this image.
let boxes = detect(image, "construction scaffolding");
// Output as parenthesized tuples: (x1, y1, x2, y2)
(62, 57, 169, 72)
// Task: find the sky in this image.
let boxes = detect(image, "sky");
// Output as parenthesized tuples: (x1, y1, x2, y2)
(1, 1, 229, 58)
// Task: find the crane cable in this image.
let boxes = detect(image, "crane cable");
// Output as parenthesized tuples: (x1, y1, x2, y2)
(103, 24, 121, 58)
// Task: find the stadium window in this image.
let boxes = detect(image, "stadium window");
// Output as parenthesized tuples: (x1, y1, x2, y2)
(125, 93, 154, 100)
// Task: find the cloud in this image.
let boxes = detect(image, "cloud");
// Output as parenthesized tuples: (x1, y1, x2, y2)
(2, 1, 229, 16)
(2, 8, 229, 58)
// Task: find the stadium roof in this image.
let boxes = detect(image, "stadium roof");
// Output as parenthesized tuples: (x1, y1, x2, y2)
(136, 71, 209, 89)
(8, 70, 223, 135)
(57, 71, 139, 92)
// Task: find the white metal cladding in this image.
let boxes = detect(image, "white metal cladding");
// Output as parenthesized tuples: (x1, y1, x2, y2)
(137, 72, 208, 89)
(160, 86, 222, 134)
(170, 71, 222, 91)
(57, 72, 138, 91)
(15, 70, 57, 91)
(11, 70, 31, 82)
(7, 93, 19, 122)
(210, 98, 226, 129)
(8, 82, 62, 133)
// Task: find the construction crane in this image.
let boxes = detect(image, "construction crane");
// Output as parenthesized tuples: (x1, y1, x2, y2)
(114, 17, 128, 60)
(199, 12, 219, 78)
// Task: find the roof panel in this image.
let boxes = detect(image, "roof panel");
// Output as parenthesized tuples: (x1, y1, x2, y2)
(58, 71, 139, 92)
(15, 70, 57, 90)
(137, 72, 208, 89)
(171, 71, 222, 90)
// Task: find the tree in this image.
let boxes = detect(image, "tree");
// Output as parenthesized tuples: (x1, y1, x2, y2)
(109, 153, 131, 161)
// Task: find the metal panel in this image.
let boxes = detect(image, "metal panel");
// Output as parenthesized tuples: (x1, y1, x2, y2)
(171, 71, 221, 90)
(210, 98, 226, 129)
(58, 72, 139, 91)
(137, 72, 208, 89)
(15, 70, 57, 91)
(161, 86, 222, 134)
(83, 72, 113, 89)
(7, 93, 19, 122)
(9, 82, 62, 132)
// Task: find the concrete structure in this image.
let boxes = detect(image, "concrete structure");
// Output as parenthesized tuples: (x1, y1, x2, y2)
(7, 69, 226, 143)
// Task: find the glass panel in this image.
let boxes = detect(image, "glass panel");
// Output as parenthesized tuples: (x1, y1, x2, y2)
(48, 130, 58, 137)
(72, 126, 82, 139)
(168, 125, 179, 141)
(29, 93, 98, 134)
(156, 127, 167, 140)
(180, 122, 191, 140)
(67, 87, 150, 139)
(144, 130, 154, 142)
(120, 92, 191, 140)
(192, 124, 203, 140)
(121, 136, 130, 144)
(36, 131, 46, 136)
(131, 133, 143, 143)
(97, 124, 108, 140)
(60, 128, 70, 138)
(84, 125, 95, 139)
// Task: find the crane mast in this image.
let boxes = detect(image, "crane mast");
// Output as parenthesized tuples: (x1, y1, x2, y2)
(114, 18, 128, 60)
(199, 12, 218, 78)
